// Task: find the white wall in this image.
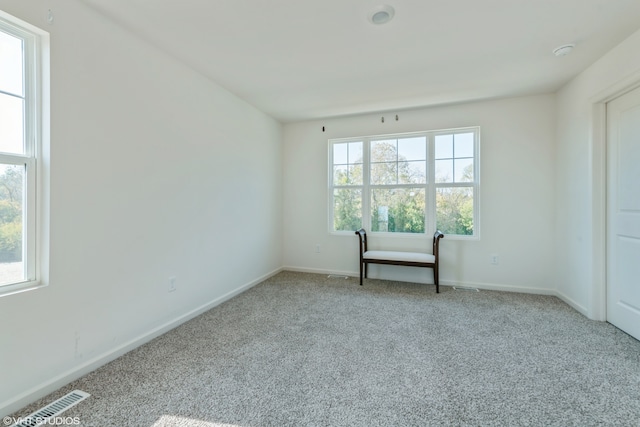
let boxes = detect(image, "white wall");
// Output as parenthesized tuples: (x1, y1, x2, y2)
(555, 27, 640, 319)
(0, 0, 282, 416)
(283, 94, 557, 293)
(5, 0, 637, 417)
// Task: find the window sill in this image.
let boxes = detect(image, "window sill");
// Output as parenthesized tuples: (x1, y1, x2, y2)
(0, 279, 45, 298)
(330, 230, 479, 241)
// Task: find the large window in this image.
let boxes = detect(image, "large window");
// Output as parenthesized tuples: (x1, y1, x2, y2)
(0, 12, 46, 295)
(329, 128, 479, 238)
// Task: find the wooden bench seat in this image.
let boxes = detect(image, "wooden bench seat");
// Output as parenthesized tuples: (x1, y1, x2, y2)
(355, 229, 444, 293)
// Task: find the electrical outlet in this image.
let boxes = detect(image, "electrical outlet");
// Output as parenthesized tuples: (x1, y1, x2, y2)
(168, 276, 177, 292)
(490, 254, 499, 265)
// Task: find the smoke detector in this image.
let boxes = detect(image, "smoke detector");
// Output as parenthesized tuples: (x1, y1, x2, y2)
(553, 44, 575, 57)
(368, 5, 395, 25)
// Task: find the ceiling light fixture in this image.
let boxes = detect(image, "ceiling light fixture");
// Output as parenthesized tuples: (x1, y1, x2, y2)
(368, 5, 395, 25)
(553, 44, 575, 57)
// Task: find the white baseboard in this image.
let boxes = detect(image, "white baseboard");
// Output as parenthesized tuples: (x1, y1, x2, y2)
(282, 265, 359, 278)
(0, 267, 283, 418)
(555, 289, 589, 317)
(282, 266, 558, 296)
(441, 279, 557, 296)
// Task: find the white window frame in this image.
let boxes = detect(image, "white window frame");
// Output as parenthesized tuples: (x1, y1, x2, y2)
(328, 127, 480, 240)
(0, 11, 48, 297)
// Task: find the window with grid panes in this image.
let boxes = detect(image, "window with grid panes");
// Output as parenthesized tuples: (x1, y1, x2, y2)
(0, 12, 47, 295)
(329, 127, 479, 238)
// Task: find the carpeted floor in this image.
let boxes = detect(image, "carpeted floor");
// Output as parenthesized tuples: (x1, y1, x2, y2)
(11, 271, 640, 426)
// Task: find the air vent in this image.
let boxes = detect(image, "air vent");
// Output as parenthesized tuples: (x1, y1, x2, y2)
(327, 275, 349, 279)
(11, 390, 90, 427)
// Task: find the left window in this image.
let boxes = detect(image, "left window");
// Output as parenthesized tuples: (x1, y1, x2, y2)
(0, 12, 46, 295)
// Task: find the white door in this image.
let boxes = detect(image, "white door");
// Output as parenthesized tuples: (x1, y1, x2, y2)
(607, 85, 640, 341)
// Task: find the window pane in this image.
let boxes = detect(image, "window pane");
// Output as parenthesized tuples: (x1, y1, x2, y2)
(436, 187, 473, 236)
(371, 162, 397, 185)
(348, 142, 363, 164)
(333, 188, 362, 231)
(333, 142, 363, 186)
(398, 137, 426, 161)
(333, 143, 348, 165)
(371, 188, 425, 233)
(435, 134, 453, 159)
(435, 159, 453, 183)
(0, 164, 25, 285)
(455, 158, 474, 183)
(0, 93, 25, 154)
(334, 165, 362, 186)
(399, 160, 426, 184)
(348, 163, 363, 185)
(333, 165, 348, 185)
(455, 133, 474, 158)
(0, 30, 24, 96)
(371, 140, 397, 162)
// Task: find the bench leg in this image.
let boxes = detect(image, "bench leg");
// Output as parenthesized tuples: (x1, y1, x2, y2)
(359, 261, 364, 286)
(434, 265, 439, 293)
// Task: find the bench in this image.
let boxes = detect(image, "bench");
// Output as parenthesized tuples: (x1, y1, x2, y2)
(355, 229, 445, 293)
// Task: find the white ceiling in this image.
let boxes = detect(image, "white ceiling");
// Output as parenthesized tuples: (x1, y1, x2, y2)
(81, 0, 640, 122)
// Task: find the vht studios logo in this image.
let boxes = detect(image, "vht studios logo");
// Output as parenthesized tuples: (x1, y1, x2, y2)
(3, 416, 81, 426)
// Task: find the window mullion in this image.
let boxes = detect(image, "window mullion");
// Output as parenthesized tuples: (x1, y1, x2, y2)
(362, 138, 371, 232)
(0, 153, 30, 165)
(370, 183, 424, 190)
(25, 157, 36, 281)
(427, 133, 435, 235)
(434, 182, 474, 188)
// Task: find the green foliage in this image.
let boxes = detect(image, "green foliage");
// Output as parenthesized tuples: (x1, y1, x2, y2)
(436, 164, 474, 235)
(458, 198, 474, 234)
(333, 159, 363, 231)
(333, 188, 362, 231)
(369, 141, 426, 233)
(0, 200, 20, 224)
(436, 187, 473, 236)
(0, 221, 22, 261)
(391, 195, 426, 233)
(371, 188, 425, 233)
(332, 141, 474, 235)
(0, 166, 23, 203)
(0, 167, 23, 262)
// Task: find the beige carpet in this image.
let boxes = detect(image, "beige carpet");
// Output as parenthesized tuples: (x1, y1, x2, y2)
(12, 271, 640, 426)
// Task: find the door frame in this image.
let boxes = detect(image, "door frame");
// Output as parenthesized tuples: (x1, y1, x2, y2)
(589, 71, 640, 321)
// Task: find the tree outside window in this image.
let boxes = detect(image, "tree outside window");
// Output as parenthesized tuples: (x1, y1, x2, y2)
(329, 128, 478, 238)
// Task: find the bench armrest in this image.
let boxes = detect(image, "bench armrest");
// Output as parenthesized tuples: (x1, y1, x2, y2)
(355, 228, 367, 260)
(433, 231, 444, 261)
